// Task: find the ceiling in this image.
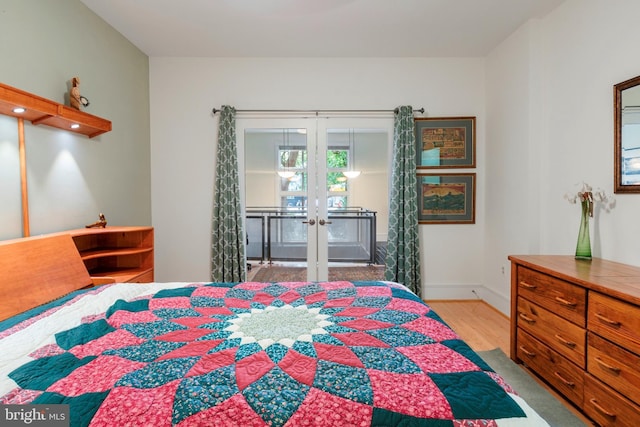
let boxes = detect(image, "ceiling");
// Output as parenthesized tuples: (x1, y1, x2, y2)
(80, 0, 565, 58)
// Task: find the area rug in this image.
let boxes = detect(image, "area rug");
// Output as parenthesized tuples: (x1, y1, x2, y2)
(477, 348, 587, 426)
(251, 265, 385, 282)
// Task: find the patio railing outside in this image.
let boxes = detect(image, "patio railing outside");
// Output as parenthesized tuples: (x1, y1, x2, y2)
(246, 207, 377, 264)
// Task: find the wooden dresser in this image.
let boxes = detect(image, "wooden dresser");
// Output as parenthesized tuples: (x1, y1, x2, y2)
(509, 255, 640, 426)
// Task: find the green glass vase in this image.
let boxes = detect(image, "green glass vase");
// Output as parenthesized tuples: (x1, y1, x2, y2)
(575, 200, 592, 260)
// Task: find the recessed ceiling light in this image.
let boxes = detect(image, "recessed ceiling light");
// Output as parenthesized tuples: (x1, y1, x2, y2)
(12, 107, 26, 113)
(70, 124, 80, 129)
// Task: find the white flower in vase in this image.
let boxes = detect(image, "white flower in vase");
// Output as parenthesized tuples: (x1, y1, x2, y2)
(564, 182, 614, 260)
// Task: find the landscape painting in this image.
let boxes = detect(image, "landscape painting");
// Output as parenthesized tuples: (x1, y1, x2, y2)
(417, 173, 475, 224)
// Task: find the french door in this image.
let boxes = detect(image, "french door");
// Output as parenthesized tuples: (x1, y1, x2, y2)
(239, 116, 392, 281)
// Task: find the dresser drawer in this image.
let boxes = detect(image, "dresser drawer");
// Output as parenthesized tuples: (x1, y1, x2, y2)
(516, 297, 586, 367)
(584, 373, 640, 427)
(588, 292, 640, 356)
(588, 332, 640, 407)
(517, 266, 586, 326)
(517, 329, 583, 406)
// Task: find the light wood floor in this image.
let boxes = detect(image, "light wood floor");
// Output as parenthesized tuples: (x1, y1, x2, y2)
(427, 300, 511, 353)
(427, 300, 592, 425)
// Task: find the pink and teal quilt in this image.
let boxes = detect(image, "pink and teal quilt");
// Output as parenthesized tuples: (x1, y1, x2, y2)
(0, 281, 547, 426)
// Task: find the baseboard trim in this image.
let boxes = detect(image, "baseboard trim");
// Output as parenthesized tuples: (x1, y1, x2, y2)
(422, 284, 510, 317)
(480, 287, 510, 317)
(421, 283, 481, 301)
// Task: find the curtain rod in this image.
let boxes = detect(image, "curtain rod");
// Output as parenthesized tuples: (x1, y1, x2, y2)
(211, 107, 425, 115)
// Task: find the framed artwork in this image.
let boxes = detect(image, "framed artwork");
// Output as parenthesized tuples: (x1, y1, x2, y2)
(417, 173, 475, 224)
(415, 117, 476, 168)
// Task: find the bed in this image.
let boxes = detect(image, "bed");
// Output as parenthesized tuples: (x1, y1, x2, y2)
(0, 234, 549, 426)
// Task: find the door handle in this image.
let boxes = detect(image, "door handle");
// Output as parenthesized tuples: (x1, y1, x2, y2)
(318, 219, 332, 226)
(303, 219, 316, 226)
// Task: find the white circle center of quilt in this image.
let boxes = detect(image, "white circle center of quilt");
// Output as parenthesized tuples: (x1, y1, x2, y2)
(225, 305, 333, 348)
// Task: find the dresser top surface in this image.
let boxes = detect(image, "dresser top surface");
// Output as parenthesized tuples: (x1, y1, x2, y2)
(509, 255, 640, 303)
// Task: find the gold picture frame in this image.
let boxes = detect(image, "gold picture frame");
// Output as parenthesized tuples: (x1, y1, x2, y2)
(417, 173, 475, 224)
(415, 117, 476, 168)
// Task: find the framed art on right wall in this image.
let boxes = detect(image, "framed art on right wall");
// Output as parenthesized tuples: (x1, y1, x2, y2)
(415, 117, 476, 168)
(417, 173, 476, 224)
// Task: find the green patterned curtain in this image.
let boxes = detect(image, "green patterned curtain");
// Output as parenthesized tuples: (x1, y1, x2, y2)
(384, 106, 421, 294)
(211, 106, 246, 282)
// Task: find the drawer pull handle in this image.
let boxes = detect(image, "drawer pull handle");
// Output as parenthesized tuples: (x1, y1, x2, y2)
(554, 296, 576, 307)
(589, 398, 617, 419)
(519, 346, 536, 357)
(595, 357, 621, 374)
(595, 313, 621, 327)
(519, 313, 536, 324)
(553, 371, 575, 388)
(554, 334, 576, 348)
(519, 281, 537, 290)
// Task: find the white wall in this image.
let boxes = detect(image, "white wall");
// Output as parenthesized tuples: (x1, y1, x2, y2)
(484, 21, 541, 313)
(484, 0, 640, 313)
(150, 58, 486, 292)
(0, 0, 151, 240)
(538, 0, 640, 265)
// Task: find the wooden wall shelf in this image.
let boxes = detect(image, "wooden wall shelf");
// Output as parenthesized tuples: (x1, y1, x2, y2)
(0, 82, 111, 138)
(66, 226, 154, 283)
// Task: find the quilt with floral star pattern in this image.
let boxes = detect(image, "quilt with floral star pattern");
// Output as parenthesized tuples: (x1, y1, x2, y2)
(0, 281, 547, 426)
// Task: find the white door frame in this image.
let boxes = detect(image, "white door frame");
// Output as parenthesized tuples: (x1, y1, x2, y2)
(238, 115, 393, 281)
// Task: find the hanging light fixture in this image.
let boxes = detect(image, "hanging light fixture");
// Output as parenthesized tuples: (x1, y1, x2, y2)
(343, 128, 361, 179)
(277, 170, 296, 178)
(277, 128, 296, 178)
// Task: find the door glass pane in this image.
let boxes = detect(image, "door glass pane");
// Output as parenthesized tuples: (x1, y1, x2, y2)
(325, 128, 389, 263)
(280, 194, 307, 209)
(327, 148, 348, 208)
(244, 127, 310, 263)
(269, 215, 307, 261)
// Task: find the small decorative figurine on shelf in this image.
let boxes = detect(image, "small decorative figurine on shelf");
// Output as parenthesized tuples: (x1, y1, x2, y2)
(69, 77, 90, 110)
(86, 213, 107, 229)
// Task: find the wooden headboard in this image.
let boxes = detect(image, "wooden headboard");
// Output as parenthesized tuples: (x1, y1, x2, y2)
(0, 233, 93, 322)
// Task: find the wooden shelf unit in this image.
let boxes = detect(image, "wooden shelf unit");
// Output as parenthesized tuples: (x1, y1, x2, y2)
(509, 255, 640, 427)
(67, 226, 154, 283)
(0, 82, 111, 138)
